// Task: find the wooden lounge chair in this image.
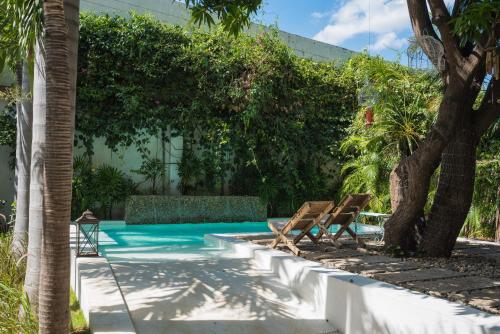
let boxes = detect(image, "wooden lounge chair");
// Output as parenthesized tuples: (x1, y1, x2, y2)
(268, 201, 334, 255)
(315, 194, 371, 248)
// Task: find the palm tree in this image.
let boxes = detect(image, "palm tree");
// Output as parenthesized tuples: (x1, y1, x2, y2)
(35, 0, 79, 331)
(23, 0, 79, 326)
(12, 60, 32, 258)
(0, 0, 39, 258)
(24, 37, 45, 314)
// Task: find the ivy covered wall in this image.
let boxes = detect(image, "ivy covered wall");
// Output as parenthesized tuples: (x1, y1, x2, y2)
(75, 13, 357, 216)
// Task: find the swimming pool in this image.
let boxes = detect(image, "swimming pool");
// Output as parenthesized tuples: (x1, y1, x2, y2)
(99, 221, 381, 262)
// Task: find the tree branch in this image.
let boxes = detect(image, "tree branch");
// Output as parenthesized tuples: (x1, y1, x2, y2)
(427, 0, 466, 70)
(406, 0, 446, 80)
(407, 0, 440, 41)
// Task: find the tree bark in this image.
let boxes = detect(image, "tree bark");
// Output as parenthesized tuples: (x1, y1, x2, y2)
(12, 61, 33, 259)
(421, 126, 477, 257)
(384, 82, 468, 251)
(37, 0, 79, 332)
(422, 77, 499, 255)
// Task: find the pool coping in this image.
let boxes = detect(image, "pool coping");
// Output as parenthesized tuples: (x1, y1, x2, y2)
(70, 224, 137, 334)
(206, 233, 500, 334)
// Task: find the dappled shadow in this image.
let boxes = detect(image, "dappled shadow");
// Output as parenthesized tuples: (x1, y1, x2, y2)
(110, 255, 335, 334)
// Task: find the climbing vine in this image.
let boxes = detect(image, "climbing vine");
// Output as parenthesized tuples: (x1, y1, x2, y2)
(77, 13, 356, 215)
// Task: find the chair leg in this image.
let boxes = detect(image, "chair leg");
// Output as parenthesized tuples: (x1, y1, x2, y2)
(345, 227, 366, 248)
(270, 237, 280, 249)
(318, 223, 343, 248)
(286, 239, 301, 255)
(306, 231, 318, 244)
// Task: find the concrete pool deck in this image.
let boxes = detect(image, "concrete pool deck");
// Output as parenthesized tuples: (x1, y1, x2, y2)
(110, 255, 337, 334)
(71, 224, 500, 334)
(70, 224, 338, 334)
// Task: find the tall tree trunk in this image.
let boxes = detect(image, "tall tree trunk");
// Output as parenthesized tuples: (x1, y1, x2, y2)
(24, 0, 80, 322)
(421, 79, 499, 255)
(421, 127, 477, 257)
(24, 39, 46, 313)
(384, 82, 468, 251)
(495, 186, 500, 243)
(12, 61, 33, 259)
(37, 0, 79, 332)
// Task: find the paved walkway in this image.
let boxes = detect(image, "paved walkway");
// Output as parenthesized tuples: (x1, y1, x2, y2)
(109, 250, 338, 334)
(246, 236, 500, 315)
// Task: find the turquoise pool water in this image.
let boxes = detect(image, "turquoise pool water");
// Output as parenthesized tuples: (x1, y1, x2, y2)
(99, 221, 381, 262)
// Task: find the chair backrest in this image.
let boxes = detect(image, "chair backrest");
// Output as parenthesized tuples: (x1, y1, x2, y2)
(285, 201, 334, 233)
(326, 194, 371, 227)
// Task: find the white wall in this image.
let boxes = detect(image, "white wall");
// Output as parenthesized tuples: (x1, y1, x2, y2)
(74, 131, 183, 194)
(80, 0, 355, 63)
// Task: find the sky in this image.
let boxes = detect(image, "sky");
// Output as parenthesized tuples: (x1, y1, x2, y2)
(253, 0, 450, 64)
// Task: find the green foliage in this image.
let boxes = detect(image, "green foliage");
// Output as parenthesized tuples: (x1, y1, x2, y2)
(71, 155, 135, 219)
(131, 157, 165, 195)
(0, 233, 37, 334)
(70, 289, 90, 334)
(77, 13, 356, 216)
(462, 124, 500, 238)
(339, 55, 442, 213)
(0, 104, 16, 148)
(0, 0, 42, 71)
(451, 0, 500, 46)
(185, 0, 262, 36)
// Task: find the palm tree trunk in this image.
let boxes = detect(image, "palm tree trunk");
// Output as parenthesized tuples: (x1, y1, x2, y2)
(24, 39, 46, 313)
(12, 60, 33, 259)
(37, 0, 79, 331)
(23, 0, 80, 323)
(37, 0, 80, 332)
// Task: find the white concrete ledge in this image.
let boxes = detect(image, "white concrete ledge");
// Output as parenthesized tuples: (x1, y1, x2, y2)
(206, 234, 500, 334)
(70, 226, 136, 334)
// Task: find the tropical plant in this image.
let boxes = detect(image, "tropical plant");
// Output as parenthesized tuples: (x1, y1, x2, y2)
(340, 55, 441, 213)
(0, 233, 38, 334)
(185, 0, 261, 36)
(93, 164, 136, 218)
(131, 157, 165, 195)
(71, 154, 93, 218)
(462, 125, 500, 239)
(0, 0, 40, 259)
(71, 156, 136, 219)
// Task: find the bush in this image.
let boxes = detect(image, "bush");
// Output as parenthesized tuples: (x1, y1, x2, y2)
(0, 233, 37, 334)
(72, 155, 136, 220)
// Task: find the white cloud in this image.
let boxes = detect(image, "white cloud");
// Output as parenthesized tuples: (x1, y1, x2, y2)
(313, 0, 410, 51)
(370, 32, 408, 51)
(311, 11, 332, 19)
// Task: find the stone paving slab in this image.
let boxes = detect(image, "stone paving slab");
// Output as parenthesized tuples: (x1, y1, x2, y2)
(450, 288, 500, 314)
(248, 236, 500, 314)
(303, 249, 368, 261)
(346, 261, 423, 275)
(405, 276, 500, 295)
(453, 246, 500, 256)
(482, 253, 500, 263)
(321, 255, 396, 269)
(373, 268, 468, 284)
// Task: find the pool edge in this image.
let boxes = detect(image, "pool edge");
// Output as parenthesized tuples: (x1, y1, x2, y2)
(70, 224, 137, 334)
(206, 233, 500, 334)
